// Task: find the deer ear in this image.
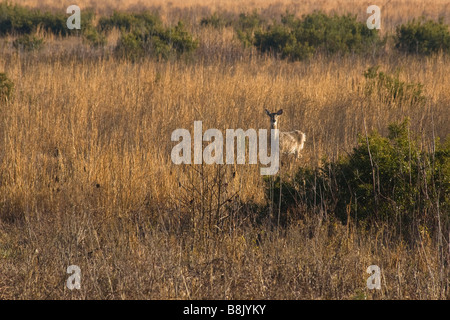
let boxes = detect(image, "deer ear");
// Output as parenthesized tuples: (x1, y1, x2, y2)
(265, 109, 271, 116)
(277, 109, 283, 115)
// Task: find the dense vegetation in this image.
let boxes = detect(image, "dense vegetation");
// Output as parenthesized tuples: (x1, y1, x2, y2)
(395, 17, 450, 55)
(269, 118, 449, 241)
(0, 2, 94, 36)
(0, 0, 449, 300)
(1, 2, 450, 59)
(0, 72, 13, 102)
(253, 12, 382, 60)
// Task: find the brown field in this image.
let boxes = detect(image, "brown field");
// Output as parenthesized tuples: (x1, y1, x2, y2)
(0, 0, 449, 299)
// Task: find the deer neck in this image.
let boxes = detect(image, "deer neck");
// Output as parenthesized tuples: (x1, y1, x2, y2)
(268, 122, 278, 146)
(270, 120, 278, 130)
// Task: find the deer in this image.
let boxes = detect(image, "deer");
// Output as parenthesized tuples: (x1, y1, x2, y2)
(265, 109, 306, 161)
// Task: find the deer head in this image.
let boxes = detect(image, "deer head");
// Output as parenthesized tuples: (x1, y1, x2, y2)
(265, 109, 283, 129)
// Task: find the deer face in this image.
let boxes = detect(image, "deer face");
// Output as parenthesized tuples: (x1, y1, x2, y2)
(265, 109, 283, 129)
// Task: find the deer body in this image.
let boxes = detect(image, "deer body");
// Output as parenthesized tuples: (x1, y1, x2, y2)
(265, 109, 306, 159)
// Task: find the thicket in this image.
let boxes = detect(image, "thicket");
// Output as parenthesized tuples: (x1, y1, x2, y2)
(2, 2, 450, 59)
(109, 12, 198, 60)
(12, 34, 44, 51)
(268, 119, 449, 240)
(98, 11, 162, 33)
(363, 66, 426, 108)
(0, 2, 94, 36)
(266, 69, 446, 240)
(200, 10, 450, 60)
(200, 12, 234, 29)
(235, 11, 267, 47)
(253, 12, 382, 60)
(0, 2, 105, 48)
(0, 72, 14, 102)
(395, 17, 450, 55)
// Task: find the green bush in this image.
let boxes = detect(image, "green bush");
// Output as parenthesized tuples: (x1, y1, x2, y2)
(37, 8, 95, 36)
(114, 20, 198, 60)
(200, 12, 233, 29)
(200, 10, 266, 47)
(38, 11, 68, 35)
(235, 10, 266, 47)
(83, 26, 106, 48)
(237, 10, 265, 30)
(12, 34, 44, 51)
(199, 10, 266, 47)
(115, 32, 145, 60)
(98, 11, 161, 33)
(253, 11, 381, 60)
(268, 119, 449, 238)
(0, 2, 36, 35)
(0, 72, 14, 102)
(0, 2, 95, 36)
(165, 21, 198, 54)
(333, 120, 448, 230)
(364, 66, 426, 107)
(254, 23, 315, 60)
(395, 17, 450, 55)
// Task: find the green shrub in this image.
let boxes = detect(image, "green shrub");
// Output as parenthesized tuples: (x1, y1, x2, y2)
(254, 23, 315, 60)
(267, 119, 449, 239)
(200, 12, 233, 29)
(0, 72, 14, 102)
(83, 26, 106, 48)
(0, 2, 95, 36)
(253, 11, 381, 60)
(164, 21, 198, 55)
(199, 10, 265, 46)
(364, 66, 426, 107)
(37, 8, 95, 36)
(0, 2, 35, 35)
(395, 17, 450, 55)
(38, 11, 68, 35)
(114, 20, 198, 60)
(237, 10, 265, 30)
(12, 34, 44, 51)
(115, 32, 145, 60)
(98, 11, 161, 33)
(332, 120, 448, 231)
(235, 10, 266, 47)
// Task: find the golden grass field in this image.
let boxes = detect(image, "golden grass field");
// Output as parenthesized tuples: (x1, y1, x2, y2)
(0, 0, 449, 299)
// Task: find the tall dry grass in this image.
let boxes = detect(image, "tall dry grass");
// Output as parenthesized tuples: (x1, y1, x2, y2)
(0, 0, 449, 299)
